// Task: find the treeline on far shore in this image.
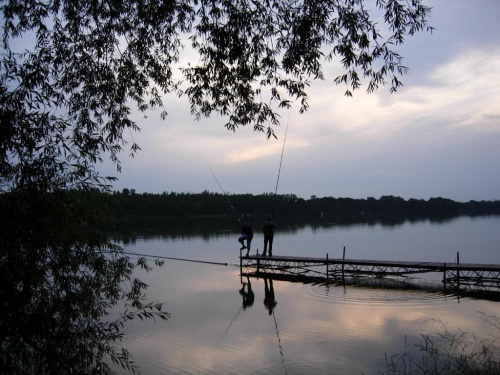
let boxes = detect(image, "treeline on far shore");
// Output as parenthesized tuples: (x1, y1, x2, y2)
(108, 189, 500, 220)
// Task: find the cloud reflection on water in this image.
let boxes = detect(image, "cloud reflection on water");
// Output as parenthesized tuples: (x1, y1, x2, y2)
(116, 255, 498, 375)
(111, 216, 500, 374)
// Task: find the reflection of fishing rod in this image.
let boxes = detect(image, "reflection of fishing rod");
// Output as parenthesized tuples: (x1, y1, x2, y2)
(210, 168, 242, 223)
(271, 112, 290, 220)
(272, 310, 288, 375)
(215, 306, 243, 348)
(216, 276, 253, 348)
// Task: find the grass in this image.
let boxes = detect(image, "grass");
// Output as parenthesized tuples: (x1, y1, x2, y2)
(377, 314, 500, 375)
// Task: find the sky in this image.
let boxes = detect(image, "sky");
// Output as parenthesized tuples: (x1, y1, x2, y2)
(103, 0, 500, 202)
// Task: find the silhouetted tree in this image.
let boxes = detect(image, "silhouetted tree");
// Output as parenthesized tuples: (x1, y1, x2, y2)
(1, 1, 433, 373)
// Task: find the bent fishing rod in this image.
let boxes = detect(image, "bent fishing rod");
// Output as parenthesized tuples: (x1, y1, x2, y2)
(210, 168, 242, 223)
(271, 111, 291, 220)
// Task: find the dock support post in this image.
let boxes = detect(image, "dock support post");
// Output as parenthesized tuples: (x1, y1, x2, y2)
(326, 253, 329, 284)
(443, 262, 446, 292)
(342, 246, 346, 285)
(456, 252, 460, 291)
(240, 248, 243, 282)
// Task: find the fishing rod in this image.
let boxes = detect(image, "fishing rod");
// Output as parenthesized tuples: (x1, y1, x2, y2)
(210, 168, 242, 223)
(271, 111, 291, 220)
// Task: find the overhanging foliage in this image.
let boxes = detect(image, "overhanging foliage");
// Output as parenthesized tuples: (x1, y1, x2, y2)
(0, 1, 433, 373)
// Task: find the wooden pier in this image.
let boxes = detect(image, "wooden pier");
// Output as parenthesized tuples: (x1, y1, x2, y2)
(240, 253, 500, 294)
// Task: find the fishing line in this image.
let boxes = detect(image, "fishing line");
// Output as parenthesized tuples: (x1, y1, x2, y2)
(271, 111, 291, 219)
(119, 250, 228, 266)
(210, 168, 242, 223)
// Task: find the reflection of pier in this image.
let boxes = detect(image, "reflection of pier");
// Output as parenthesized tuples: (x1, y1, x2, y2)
(240, 254, 500, 294)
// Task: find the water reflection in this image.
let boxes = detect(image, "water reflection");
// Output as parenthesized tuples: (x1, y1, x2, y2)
(111, 254, 500, 375)
(111, 214, 500, 243)
(244, 272, 500, 304)
(108, 216, 500, 375)
(239, 276, 287, 374)
(239, 276, 255, 309)
(238, 277, 280, 314)
(264, 278, 278, 315)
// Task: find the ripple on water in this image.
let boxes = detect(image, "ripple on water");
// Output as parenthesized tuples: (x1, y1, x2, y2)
(250, 362, 339, 375)
(305, 276, 459, 306)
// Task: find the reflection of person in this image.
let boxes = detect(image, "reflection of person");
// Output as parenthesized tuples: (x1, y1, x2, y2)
(238, 222, 253, 256)
(262, 216, 276, 256)
(263, 278, 277, 315)
(239, 277, 254, 309)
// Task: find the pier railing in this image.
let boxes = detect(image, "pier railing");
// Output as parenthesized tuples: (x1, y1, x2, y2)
(240, 251, 500, 294)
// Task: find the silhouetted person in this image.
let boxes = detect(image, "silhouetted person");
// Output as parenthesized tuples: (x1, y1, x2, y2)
(238, 222, 253, 256)
(263, 278, 277, 315)
(239, 277, 254, 309)
(262, 216, 276, 256)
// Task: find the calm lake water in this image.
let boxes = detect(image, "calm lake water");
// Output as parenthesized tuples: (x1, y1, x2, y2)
(112, 215, 500, 374)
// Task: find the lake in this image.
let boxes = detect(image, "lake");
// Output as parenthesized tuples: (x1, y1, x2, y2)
(112, 215, 500, 374)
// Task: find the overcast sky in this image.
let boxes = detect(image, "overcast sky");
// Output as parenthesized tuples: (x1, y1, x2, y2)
(103, 0, 500, 202)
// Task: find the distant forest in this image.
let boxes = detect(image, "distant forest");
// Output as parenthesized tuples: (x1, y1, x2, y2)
(109, 189, 500, 220)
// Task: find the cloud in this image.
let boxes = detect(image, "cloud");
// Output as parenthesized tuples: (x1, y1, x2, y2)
(108, 1, 500, 201)
(297, 47, 500, 146)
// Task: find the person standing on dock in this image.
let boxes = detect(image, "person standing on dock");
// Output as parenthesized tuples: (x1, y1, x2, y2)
(238, 222, 253, 256)
(262, 216, 276, 256)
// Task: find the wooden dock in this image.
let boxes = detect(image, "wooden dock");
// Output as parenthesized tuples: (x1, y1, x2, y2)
(240, 253, 500, 293)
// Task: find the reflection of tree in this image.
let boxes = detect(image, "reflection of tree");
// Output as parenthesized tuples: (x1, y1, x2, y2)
(239, 277, 255, 309)
(263, 278, 277, 315)
(0, 191, 168, 374)
(105, 192, 500, 242)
